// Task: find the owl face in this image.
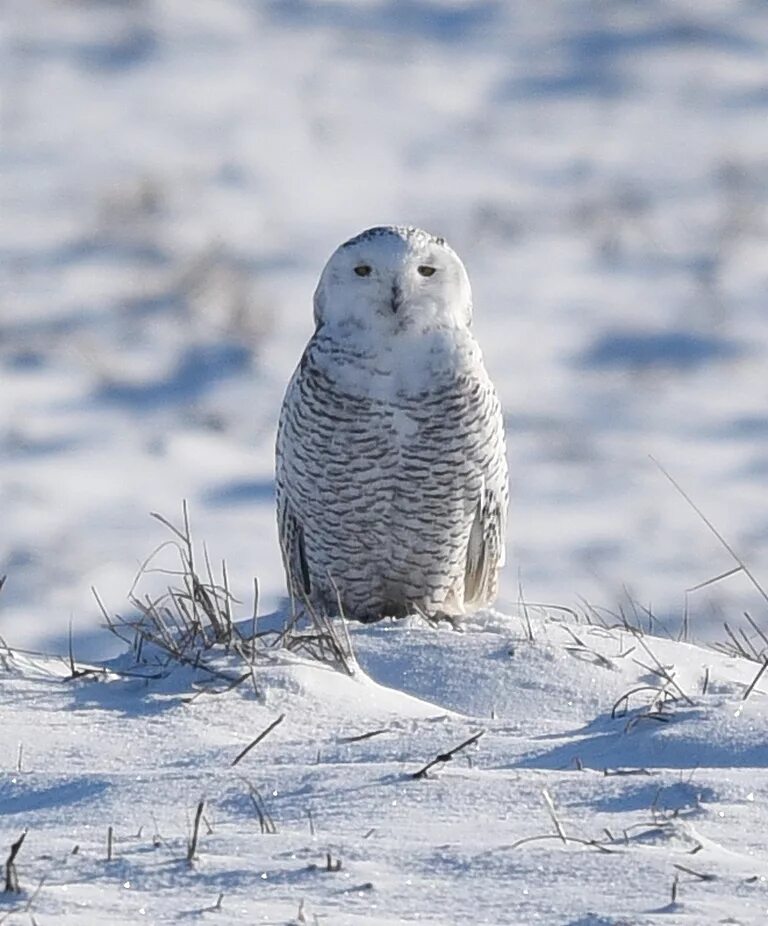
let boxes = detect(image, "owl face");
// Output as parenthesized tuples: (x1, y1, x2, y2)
(313, 226, 473, 333)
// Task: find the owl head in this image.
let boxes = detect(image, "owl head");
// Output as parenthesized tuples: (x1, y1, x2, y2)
(313, 226, 473, 333)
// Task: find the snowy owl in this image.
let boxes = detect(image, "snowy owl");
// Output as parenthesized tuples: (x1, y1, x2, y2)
(275, 225, 508, 622)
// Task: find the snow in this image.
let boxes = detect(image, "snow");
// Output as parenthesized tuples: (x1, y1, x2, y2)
(3, 0, 768, 921)
(2, 610, 768, 924)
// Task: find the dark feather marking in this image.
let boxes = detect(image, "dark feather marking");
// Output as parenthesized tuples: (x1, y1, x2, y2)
(341, 225, 449, 250)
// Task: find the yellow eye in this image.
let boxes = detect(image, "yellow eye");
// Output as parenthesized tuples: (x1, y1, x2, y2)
(418, 265, 436, 277)
(354, 265, 372, 277)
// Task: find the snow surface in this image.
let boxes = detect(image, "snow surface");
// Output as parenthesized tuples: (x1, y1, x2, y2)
(3, 0, 768, 656)
(2, 609, 768, 924)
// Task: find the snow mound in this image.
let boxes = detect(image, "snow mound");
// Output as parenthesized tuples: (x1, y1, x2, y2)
(2, 612, 768, 923)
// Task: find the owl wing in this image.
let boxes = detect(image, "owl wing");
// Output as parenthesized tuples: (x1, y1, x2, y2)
(277, 493, 311, 601)
(275, 360, 313, 602)
(463, 481, 507, 609)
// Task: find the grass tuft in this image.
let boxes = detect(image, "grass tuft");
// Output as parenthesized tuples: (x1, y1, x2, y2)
(93, 503, 355, 682)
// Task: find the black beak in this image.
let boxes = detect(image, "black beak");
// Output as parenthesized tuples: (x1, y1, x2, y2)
(391, 282, 402, 314)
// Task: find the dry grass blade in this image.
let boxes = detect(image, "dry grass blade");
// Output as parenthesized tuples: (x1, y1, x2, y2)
(339, 728, 389, 744)
(95, 506, 274, 681)
(276, 545, 356, 675)
(651, 456, 768, 609)
(507, 833, 616, 854)
(187, 800, 205, 863)
(3, 831, 26, 894)
(240, 781, 278, 834)
(633, 634, 693, 706)
(517, 577, 535, 642)
(742, 660, 768, 701)
(231, 714, 286, 767)
(91, 506, 367, 689)
(743, 612, 768, 653)
(412, 730, 485, 779)
(611, 685, 676, 719)
(542, 788, 567, 844)
(686, 566, 744, 593)
(673, 863, 716, 881)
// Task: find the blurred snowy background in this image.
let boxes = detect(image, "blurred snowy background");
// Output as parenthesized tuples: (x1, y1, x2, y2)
(2, 0, 768, 656)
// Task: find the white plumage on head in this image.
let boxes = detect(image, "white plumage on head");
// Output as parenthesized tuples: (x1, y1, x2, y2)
(276, 225, 508, 621)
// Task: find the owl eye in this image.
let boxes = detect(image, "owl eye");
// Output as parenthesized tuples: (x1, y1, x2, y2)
(417, 265, 436, 277)
(354, 265, 372, 277)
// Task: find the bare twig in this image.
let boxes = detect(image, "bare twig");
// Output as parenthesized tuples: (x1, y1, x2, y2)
(612, 684, 677, 719)
(542, 788, 567, 844)
(241, 782, 277, 834)
(517, 576, 535, 642)
(412, 730, 485, 779)
(742, 659, 768, 701)
(187, 800, 205, 863)
(687, 565, 744, 593)
(4, 831, 26, 893)
(338, 728, 389, 744)
(231, 714, 286, 767)
(633, 634, 693, 705)
(673, 863, 716, 881)
(651, 456, 768, 609)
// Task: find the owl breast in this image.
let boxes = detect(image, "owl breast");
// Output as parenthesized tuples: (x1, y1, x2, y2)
(275, 329, 508, 621)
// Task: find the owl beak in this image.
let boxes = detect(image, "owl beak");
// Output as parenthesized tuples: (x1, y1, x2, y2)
(390, 282, 403, 314)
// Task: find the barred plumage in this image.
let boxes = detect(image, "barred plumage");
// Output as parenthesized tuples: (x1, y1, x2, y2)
(275, 226, 508, 621)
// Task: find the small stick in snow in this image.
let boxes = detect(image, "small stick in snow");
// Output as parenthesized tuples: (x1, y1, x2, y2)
(517, 578, 535, 642)
(107, 826, 114, 862)
(203, 892, 224, 912)
(673, 863, 716, 881)
(187, 800, 205, 863)
(325, 852, 342, 872)
(411, 730, 485, 779)
(633, 634, 693, 705)
(338, 728, 389, 744)
(251, 577, 259, 664)
(542, 788, 567, 844)
(742, 659, 768, 701)
(231, 714, 285, 767)
(239, 780, 277, 834)
(4, 830, 26, 893)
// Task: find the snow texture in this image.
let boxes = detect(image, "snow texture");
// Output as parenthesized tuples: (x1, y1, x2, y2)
(1, 610, 768, 924)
